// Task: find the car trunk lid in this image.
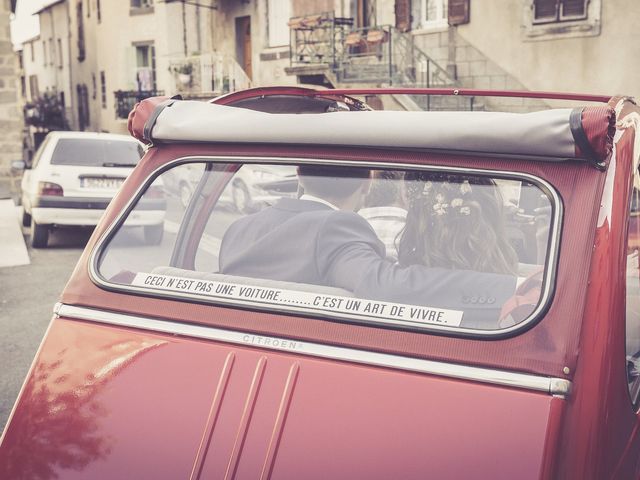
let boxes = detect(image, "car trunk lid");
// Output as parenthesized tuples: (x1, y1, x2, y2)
(0, 316, 558, 480)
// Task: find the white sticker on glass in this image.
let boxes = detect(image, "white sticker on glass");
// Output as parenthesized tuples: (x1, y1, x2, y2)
(132, 272, 464, 327)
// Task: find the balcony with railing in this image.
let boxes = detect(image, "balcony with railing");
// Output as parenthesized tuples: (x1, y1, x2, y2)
(168, 53, 252, 100)
(114, 89, 164, 120)
(289, 14, 475, 110)
(288, 12, 353, 67)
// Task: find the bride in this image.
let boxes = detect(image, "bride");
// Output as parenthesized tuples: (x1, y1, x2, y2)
(398, 171, 519, 276)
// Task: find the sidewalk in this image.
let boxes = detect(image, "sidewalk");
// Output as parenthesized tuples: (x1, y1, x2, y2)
(0, 194, 30, 268)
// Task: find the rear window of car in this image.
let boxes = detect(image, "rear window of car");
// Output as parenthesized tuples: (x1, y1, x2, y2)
(93, 158, 560, 336)
(51, 138, 144, 167)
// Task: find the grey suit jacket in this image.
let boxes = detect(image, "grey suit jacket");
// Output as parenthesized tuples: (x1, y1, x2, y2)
(219, 198, 517, 327)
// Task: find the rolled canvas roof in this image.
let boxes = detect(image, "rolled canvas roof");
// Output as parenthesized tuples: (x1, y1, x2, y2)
(134, 97, 615, 164)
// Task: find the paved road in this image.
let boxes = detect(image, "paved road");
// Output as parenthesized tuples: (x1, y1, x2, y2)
(0, 223, 91, 433)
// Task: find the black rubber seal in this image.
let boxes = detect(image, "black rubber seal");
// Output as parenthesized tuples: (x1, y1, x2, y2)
(143, 95, 183, 144)
(569, 107, 605, 170)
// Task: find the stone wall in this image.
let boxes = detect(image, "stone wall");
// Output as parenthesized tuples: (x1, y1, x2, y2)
(412, 28, 548, 112)
(457, 0, 639, 100)
(0, 0, 22, 197)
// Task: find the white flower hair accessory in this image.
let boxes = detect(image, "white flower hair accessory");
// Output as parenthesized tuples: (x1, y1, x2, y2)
(406, 172, 480, 217)
(427, 180, 475, 217)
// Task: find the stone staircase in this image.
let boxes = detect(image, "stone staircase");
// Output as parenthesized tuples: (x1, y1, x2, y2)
(339, 62, 398, 84)
(287, 19, 545, 113)
(410, 28, 548, 113)
(331, 27, 480, 111)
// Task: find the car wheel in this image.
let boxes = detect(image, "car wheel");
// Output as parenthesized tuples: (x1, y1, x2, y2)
(179, 182, 193, 208)
(232, 181, 252, 213)
(22, 209, 31, 227)
(30, 218, 49, 248)
(144, 224, 164, 245)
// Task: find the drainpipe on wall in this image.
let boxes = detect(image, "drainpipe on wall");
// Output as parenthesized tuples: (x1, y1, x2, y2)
(182, 0, 187, 57)
(196, 4, 201, 52)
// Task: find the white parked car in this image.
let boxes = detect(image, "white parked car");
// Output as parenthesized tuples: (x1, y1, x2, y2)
(219, 164, 298, 212)
(18, 131, 165, 248)
(165, 163, 298, 211)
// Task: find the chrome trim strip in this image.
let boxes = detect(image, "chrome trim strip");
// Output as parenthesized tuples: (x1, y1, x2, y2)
(88, 155, 563, 338)
(55, 303, 572, 397)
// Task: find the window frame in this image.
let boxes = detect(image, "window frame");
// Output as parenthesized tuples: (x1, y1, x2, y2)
(419, 0, 449, 30)
(130, 0, 153, 9)
(267, 0, 291, 47)
(532, 0, 588, 25)
(524, 0, 599, 41)
(625, 169, 640, 409)
(90, 155, 563, 339)
(134, 43, 157, 91)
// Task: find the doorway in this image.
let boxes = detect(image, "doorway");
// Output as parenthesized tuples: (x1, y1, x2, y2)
(354, 0, 376, 27)
(235, 16, 252, 80)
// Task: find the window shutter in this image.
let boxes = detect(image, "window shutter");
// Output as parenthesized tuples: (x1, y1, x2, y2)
(77, 2, 85, 62)
(533, 0, 558, 21)
(29, 75, 39, 99)
(268, 0, 292, 47)
(395, 0, 411, 32)
(561, 0, 587, 18)
(448, 0, 470, 26)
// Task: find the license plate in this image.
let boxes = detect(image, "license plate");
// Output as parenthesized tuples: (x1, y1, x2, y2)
(80, 177, 124, 189)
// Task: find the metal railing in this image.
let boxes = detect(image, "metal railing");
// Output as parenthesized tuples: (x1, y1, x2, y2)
(335, 25, 458, 88)
(392, 30, 454, 87)
(289, 11, 353, 67)
(169, 53, 252, 98)
(289, 18, 456, 87)
(336, 25, 394, 83)
(391, 30, 474, 110)
(114, 89, 164, 119)
(289, 16, 475, 110)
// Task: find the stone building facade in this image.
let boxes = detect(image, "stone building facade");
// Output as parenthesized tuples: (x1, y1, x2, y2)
(18, 0, 640, 134)
(406, 0, 638, 110)
(287, 0, 639, 111)
(19, 0, 300, 134)
(0, 0, 22, 184)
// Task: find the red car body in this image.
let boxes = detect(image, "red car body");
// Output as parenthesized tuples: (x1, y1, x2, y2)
(1, 88, 639, 479)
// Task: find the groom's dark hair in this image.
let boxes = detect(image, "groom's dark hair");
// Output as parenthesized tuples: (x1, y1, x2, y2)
(298, 165, 371, 200)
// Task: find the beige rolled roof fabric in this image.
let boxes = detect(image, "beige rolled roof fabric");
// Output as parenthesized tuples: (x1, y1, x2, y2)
(132, 97, 616, 165)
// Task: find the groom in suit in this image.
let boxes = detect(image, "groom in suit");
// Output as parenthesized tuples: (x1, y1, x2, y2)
(219, 165, 516, 323)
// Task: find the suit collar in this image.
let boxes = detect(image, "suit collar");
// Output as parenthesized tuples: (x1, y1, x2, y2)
(274, 197, 335, 213)
(299, 194, 339, 210)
